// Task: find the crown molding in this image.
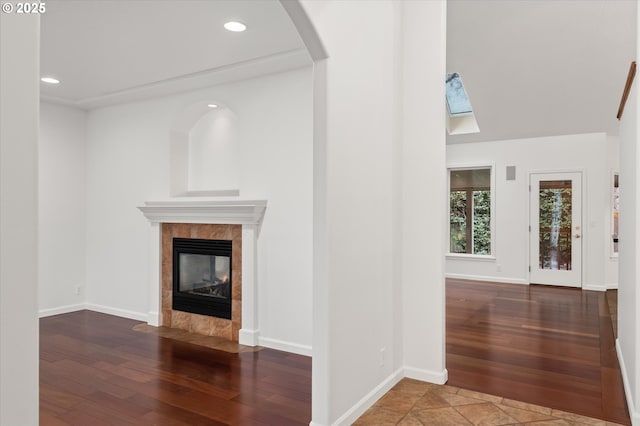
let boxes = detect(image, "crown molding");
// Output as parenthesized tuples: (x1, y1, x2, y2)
(41, 48, 311, 111)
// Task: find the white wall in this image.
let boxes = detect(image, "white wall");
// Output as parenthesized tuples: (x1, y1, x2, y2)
(302, 2, 398, 424)
(301, 1, 447, 424)
(85, 67, 313, 351)
(39, 103, 87, 315)
(400, 0, 448, 385)
(0, 11, 40, 426)
(446, 133, 616, 291)
(617, 9, 640, 421)
(188, 108, 240, 192)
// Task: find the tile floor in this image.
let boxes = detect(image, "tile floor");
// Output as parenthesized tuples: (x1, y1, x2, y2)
(354, 378, 625, 426)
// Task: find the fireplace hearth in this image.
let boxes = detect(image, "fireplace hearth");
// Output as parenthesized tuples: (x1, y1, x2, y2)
(172, 237, 232, 320)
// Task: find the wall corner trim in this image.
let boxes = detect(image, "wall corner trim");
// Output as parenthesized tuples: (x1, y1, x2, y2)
(39, 304, 86, 318)
(239, 328, 260, 346)
(331, 368, 404, 426)
(445, 273, 529, 285)
(404, 367, 448, 385)
(615, 339, 640, 425)
(84, 303, 148, 322)
(147, 311, 160, 327)
(582, 284, 607, 292)
(257, 336, 311, 357)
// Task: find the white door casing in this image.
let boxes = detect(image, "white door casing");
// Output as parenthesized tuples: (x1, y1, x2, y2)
(529, 172, 582, 287)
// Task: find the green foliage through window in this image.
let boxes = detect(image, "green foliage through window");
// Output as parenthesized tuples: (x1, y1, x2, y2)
(538, 183, 572, 270)
(449, 168, 491, 255)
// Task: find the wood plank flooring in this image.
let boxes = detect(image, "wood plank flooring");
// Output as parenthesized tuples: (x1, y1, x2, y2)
(41, 280, 630, 425)
(446, 278, 630, 425)
(40, 311, 311, 425)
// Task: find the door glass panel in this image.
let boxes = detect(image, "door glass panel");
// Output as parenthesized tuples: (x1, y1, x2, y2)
(539, 180, 572, 270)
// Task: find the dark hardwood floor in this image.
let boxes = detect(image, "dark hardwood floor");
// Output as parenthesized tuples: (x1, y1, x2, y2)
(446, 278, 630, 425)
(41, 280, 630, 425)
(40, 311, 311, 425)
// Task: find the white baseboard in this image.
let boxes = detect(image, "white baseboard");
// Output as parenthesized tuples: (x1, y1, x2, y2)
(616, 339, 640, 425)
(85, 303, 147, 322)
(239, 328, 260, 346)
(147, 311, 160, 326)
(445, 273, 528, 285)
(606, 282, 619, 290)
(258, 336, 312, 357)
(39, 303, 86, 318)
(332, 368, 404, 426)
(582, 284, 607, 292)
(404, 366, 448, 384)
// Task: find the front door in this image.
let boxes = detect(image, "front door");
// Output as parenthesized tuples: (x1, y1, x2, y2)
(529, 172, 582, 287)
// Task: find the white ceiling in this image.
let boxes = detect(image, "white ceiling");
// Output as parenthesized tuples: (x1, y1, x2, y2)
(447, 0, 637, 143)
(40, 0, 310, 109)
(42, 0, 638, 141)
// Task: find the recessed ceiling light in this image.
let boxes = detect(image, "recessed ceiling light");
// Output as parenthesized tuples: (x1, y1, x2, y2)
(207, 104, 218, 108)
(41, 77, 60, 84)
(224, 21, 247, 32)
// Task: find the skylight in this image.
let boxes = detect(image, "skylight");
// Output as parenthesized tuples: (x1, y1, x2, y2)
(446, 73, 473, 116)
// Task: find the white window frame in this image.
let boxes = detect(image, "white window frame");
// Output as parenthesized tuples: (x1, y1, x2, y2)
(447, 164, 496, 258)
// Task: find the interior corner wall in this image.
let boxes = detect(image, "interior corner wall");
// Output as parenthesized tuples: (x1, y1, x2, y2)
(0, 11, 40, 425)
(400, 0, 448, 384)
(446, 133, 613, 291)
(301, 1, 400, 424)
(39, 102, 87, 315)
(618, 55, 640, 424)
(84, 67, 313, 351)
(302, 1, 447, 424)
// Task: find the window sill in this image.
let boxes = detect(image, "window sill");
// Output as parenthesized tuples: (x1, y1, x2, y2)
(446, 254, 496, 262)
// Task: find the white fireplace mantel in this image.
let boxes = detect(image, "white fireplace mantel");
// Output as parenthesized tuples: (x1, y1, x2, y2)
(138, 199, 267, 225)
(138, 199, 267, 347)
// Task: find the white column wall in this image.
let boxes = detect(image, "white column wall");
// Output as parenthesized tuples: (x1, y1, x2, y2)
(302, 1, 447, 424)
(617, 17, 640, 421)
(302, 1, 399, 423)
(401, 0, 448, 383)
(0, 11, 40, 426)
(39, 103, 87, 315)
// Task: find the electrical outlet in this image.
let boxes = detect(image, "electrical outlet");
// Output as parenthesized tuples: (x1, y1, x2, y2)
(75, 285, 82, 296)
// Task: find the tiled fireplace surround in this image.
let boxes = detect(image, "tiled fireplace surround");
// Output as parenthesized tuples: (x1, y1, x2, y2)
(138, 200, 267, 346)
(162, 223, 242, 341)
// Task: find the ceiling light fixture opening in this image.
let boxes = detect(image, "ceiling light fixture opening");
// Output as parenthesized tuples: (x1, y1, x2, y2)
(207, 104, 218, 108)
(41, 77, 60, 84)
(224, 21, 247, 32)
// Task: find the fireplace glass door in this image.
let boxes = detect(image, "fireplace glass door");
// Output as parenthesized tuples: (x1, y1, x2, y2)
(172, 238, 232, 319)
(178, 253, 230, 299)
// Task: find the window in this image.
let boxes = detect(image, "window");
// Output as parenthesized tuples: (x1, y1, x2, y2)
(449, 167, 492, 255)
(612, 172, 619, 256)
(445, 72, 479, 135)
(446, 73, 473, 117)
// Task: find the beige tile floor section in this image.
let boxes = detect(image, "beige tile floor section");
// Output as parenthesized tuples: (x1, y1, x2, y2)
(354, 378, 625, 426)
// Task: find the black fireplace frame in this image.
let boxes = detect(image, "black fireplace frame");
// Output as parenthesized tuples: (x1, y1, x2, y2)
(172, 237, 232, 320)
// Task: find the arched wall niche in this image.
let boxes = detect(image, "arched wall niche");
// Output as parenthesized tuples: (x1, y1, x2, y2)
(169, 101, 240, 197)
